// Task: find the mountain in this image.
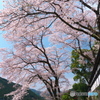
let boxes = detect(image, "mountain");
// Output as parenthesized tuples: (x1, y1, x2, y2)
(30, 89, 41, 96)
(0, 77, 44, 100)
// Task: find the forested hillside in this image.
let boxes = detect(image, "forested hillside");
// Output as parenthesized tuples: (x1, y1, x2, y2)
(0, 77, 44, 100)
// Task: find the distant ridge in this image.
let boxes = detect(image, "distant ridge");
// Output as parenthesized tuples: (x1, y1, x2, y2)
(0, 77, 44, 100)
(30, 88, 41, 96)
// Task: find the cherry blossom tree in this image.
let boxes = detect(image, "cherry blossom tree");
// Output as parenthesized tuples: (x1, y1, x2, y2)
(0, 0, 100, 39)
(0, 0, 100, 99)
(0, 30, 70, 100)
(0, 0, 99, 61)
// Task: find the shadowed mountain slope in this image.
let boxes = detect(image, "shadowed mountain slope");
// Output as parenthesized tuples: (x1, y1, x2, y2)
(0, 77, 44, 100)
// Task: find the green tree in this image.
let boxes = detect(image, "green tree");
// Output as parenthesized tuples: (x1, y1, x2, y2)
(71, 50, 92, 84)
(71, 49, 93, 100)
(72, 83, 88, 100)
(73, 83, 88, 92)
(61, 91, 77, 100)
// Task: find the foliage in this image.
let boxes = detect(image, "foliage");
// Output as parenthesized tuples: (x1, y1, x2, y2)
(73, 83, 88, 92)
(61, 91, 77, 100)
(70, 49, 92, 100)
(71, 50, 92, 84)
(72, 83, 88, 100)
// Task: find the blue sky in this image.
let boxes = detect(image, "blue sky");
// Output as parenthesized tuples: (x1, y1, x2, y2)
(0, 0, 12, 49)
(0, 0, 75, 90)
